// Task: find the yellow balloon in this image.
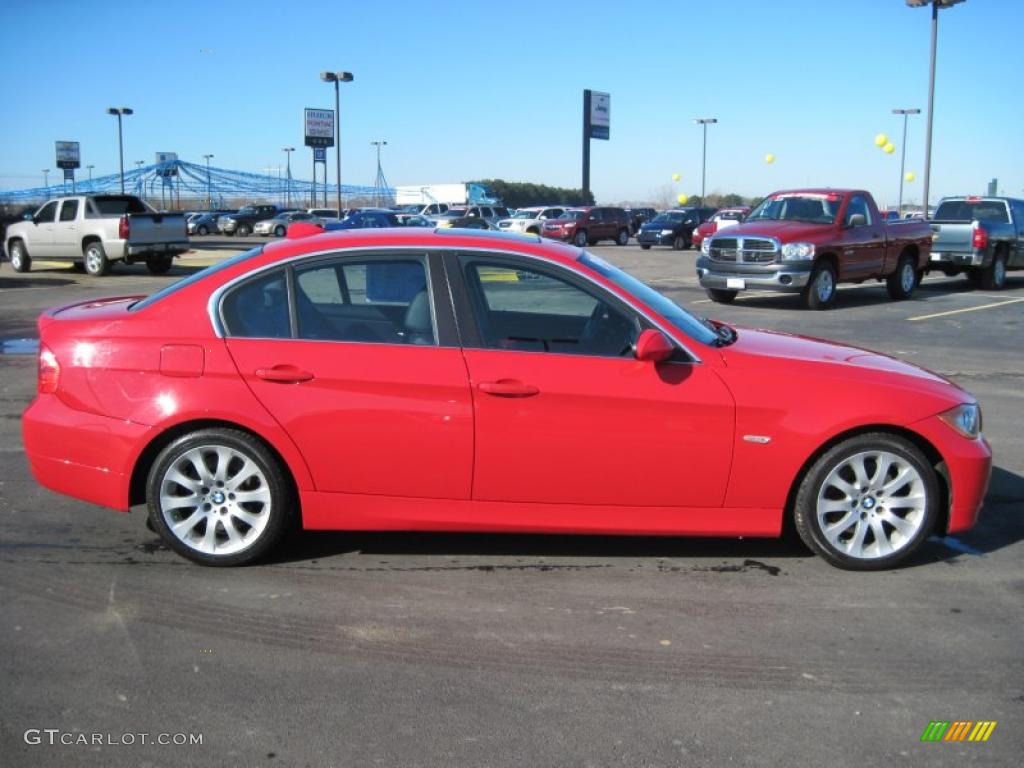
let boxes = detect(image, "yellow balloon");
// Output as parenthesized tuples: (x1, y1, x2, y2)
(883, 142, 895, 154)
(671, 172, 681, 182)
(905, 171, 916, 183)
(677, 194, 689, 205)
(874, 133, 888, 147)
(764, 153, 775, 164)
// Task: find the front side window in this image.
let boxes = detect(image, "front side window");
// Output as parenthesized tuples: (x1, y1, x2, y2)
(293, 258, 434, 345)
(845, 195, 872, 226)
(461, 258, 640, 357)
(35, 201, 58, 223)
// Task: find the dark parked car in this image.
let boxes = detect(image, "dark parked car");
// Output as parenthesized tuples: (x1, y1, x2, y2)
(218, 205, 280, 236)
(540, 207, 632, 247)
(627, 207, 657, 235)
(436, 217, 497, 230)
(637, 208, 716, 250)
(323, 211, 401, 230)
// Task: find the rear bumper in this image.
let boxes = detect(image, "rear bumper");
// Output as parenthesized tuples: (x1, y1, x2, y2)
(928, 249, 986, 268)
(909, 414, 992, 533)
(696, 256, 812, 291)
(124, 241, 189, 258)
(22, 395, 152, 511)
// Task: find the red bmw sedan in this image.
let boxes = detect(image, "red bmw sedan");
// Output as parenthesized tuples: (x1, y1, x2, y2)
(22, 228, 991, 569)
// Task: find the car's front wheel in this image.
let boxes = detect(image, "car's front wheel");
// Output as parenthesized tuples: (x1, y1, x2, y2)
(616, 228, 629, 246)
(793, 433, 938, 570)
(802, 261, 837, 309)
(274, 225, 286, 237)
(147, 428, 292, 566)
(237, 224, 251, 237)
(705, 288, 737, 304)
(573, 230, 588, 248)
(197, 225, 209, 236)
(8, 240, 31, 272)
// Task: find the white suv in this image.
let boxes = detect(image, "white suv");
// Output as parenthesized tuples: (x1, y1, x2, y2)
(497, 206, 567, 235)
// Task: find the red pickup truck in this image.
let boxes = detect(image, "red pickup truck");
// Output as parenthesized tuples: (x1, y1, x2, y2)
(695, 189, 932, 309)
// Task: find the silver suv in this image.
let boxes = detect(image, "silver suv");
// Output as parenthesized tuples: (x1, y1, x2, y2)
(497, 206, 567, 235)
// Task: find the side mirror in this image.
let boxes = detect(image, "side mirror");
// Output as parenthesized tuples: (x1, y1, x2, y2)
(847, 213, 866, 227)
(23, 213, 34, 221)
(634, 329, 674, 363)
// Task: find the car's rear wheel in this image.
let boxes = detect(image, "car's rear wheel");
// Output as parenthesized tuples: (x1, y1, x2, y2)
(237, 224, 251, 237)
(886, 253, 918, 300)
(793, 433, 938, 570)
(672, 235, 685, 251)
(83, 241, 110, 276)
(640, 244, 651, 250)
(197, 225, 209, 236)
(147, 428, 292, 566)
(146, 253, 173, 275)
(573, 230, 588, 248)
(8, 240, 31, 272)
(616, 228, 629, 246)
(274, 225, 286, 237)
(705, 288, 737, 304)
(802, 261, 836, 309)
(979, 248, 1008, 290)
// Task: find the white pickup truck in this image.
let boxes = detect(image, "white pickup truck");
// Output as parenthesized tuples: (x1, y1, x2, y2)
(4, 195, 189, 276)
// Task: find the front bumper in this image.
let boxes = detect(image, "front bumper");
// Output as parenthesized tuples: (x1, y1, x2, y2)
(696, 256, 812, 292)
(637, 231, 673, 246)
(23, 394, 153, 511)
(541, 228, 574, 241)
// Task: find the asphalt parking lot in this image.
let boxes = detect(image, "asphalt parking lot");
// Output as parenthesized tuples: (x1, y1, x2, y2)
(1, 238, 1021, 767)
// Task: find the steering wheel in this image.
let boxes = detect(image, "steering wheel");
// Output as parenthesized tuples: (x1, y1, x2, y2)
(579, 302, 636, 356)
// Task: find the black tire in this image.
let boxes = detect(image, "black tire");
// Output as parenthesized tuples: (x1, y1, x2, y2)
(8, 240, 31, 272)
(616, 228, 629, 246)
(705, 288, 737, 304)
(197, 225, 209, 236)
(979, 248, 1008, 290)
(793, 432, 939, 570)
(802, 261, 837, 310)
(573, 230, 588, 248)
(71, 261, 86, 273)
(526, 227, 539, 235)
(672, 235, 685, 251)
(274, 225, 286, 237)
(146, 428, 293, 567)
(237, 224, 251, 237)
(146, 253, 173, 275)
(640, 244, 651, 250)
(885, 253, 918, 300)
(939, 266, 960, 278)
(83, 241, 111, 276)
(223, 230, 234, 237)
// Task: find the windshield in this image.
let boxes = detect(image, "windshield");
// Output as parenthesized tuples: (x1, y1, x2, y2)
(933, 199, 1009, 223)
(578, 251, 719, 347)
(747, 193, 841, 224)
(512, 210, 540, 219)
(651, 212, 686, 225)
(130, 246, 265, 312)
(236, 206, 259, 216)
(559, 211, 585, 221)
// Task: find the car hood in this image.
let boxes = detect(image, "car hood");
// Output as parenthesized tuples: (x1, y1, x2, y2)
(713, 220, 829, 241)
(720, 327, 972, 413)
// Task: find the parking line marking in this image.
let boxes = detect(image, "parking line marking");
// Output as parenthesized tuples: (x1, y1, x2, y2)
(908, 297, 1024, 322)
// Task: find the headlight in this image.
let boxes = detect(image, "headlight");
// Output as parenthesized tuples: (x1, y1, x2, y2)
(781, 242, 815, 260)
(661, 229, 674, 236)
(938, 403, 982, 439)
(701, 237, 711, 254)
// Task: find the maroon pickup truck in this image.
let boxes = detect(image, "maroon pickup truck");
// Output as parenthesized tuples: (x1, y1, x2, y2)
(695, 189, 932, 309)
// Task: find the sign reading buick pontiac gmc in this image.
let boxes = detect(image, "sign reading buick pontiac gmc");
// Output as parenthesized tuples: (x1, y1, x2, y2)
(589, 91, 610, 140)
(304, 108, 335, 148)
(55, 141, 80, 169)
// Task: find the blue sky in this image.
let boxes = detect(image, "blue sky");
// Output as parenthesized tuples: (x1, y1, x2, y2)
(2, 0, 1020, 207)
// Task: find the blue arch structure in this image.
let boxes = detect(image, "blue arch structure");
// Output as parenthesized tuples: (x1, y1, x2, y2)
(0, 160, 391, 208)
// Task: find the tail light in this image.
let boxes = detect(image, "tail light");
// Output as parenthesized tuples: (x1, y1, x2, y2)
(971, 223, 988, 250)
(118, 215, 129, 240)
(38, 344, 60, 394)
(710, 222, 719, 234)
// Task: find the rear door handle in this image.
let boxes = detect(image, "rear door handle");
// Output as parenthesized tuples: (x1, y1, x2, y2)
(478, 379, 539, 397)
(255, 365, 314, 383)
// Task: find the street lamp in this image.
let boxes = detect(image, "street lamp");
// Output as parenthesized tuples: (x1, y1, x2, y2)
(906, 0, 966, 218)
(694, 118, 718, 208)
(106, 107, 133, 194)
(282, 147, 295, 207)
(892, 108, 921, 216)
(319, 70, 354, 216)
(86, 164, 94, 183)
(42, 169, 50, 198)
(203, 154, 214, 209)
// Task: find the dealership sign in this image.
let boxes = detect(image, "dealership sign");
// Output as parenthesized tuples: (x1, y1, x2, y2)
(55, 141, 80, 169)
(305, 108, 335, 148)
(588, 91, 610, 140)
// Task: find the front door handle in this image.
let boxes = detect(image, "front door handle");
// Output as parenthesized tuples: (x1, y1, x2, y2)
(478, 379, 539, 397)
(255, 365, 314, 383)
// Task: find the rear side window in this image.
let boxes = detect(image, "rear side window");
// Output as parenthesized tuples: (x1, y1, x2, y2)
(221, 269, 291, 339)
(90, 196, 151, 215)
(59, 200, 79, 221)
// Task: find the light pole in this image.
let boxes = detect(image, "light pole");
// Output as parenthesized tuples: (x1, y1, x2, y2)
(694, 118, 717, 208)
(42, 169, 50, 198)
(906, 0, 965, 218)
(892, 108, 920, 216)
(282, 147, 295, 207)
(106, 107, 133, 194)
(86, 164, 94, 183)
(203, 154, 214, 210)
(320, 70, 354, 216)
(371, 140, 387, 206)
